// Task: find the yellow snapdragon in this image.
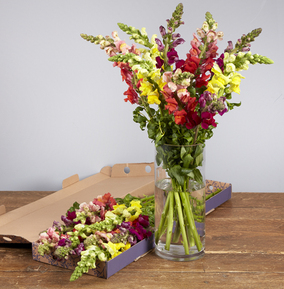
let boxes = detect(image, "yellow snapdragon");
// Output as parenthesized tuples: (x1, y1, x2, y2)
(107, 241, 127, 259)
(228, 72, 245, 94)
(206, 63, 231, 95)
(147, 89, 161, 105)
(139, 69, 165, 105)
(126, 200, 142, 221)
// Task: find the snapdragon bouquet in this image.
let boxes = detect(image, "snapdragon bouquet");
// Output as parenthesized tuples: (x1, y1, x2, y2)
(81, 3, 273, 260)
(36, 193, 154, 281)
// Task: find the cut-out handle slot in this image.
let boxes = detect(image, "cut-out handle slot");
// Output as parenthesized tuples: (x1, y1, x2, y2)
(111, 163, 154, 177)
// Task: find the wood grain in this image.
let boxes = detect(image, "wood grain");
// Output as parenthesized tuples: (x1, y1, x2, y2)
(0, 191, 283, 289)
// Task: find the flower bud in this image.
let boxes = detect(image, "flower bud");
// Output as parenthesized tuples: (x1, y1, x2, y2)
(172, 33, 181, 40)
(136, 39, 145, 45)
(202, 21, 209, 32)
(212, 22, 218, 30)
(172, 38, 185, 48)
(237, 52, 245, 58)
(141, 27, 147, 36)
(159, 25, 166, 37)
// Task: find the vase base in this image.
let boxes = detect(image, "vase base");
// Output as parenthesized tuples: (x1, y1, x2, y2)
(155, 243, 205, 262)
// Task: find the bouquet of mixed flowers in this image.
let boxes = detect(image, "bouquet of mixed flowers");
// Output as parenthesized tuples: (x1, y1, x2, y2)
(36, 193, 154, 281)
(80, 3, 273, 258)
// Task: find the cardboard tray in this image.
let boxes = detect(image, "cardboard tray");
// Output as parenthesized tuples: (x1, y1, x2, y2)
(0, 163, 155, 244)
(0, 162, 231, 279)
(32, 235, 155, 279)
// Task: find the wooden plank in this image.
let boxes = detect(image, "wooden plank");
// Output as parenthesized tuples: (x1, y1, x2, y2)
(223, 193, 284, 208)
(2, 248, 284, 275)
(0, 271, 283, 289)
(206, 207, 284, 219)
(206, 219, 284, 234)
(206, 231, 284, 253)
(0, 192, 54, 213)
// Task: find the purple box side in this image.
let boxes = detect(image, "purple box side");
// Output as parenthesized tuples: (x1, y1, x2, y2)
(105, 234, 154, 278)
(205, 185, 232, 213)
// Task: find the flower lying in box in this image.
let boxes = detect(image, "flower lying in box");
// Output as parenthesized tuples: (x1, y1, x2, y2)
(36, 193, 154, 281)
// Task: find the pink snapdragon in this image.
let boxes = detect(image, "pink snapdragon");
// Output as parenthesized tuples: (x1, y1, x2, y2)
(39, 226, 60, 244)
(206, 30, 217, 42)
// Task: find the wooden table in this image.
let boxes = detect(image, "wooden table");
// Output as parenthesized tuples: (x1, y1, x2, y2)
(0, 192, 283, 289)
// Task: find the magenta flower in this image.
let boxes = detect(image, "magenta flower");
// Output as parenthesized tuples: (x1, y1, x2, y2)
(175, 59, 185, 70)
(201, 111, 217, 129)
(129, 214, 152, 241)
(137, 215, 150, 227)
(216, 53, 224, 72)
(167, 48, 179, 65)
(155, 38, 165, 51)
(74, 242, 85, 255)
(199, 91, 212, 108)
(156, 56, 164, 69)
(172, 38, 185, 48)
(58, 238, 67, 247)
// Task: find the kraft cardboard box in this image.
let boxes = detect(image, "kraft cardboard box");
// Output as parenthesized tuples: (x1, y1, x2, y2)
(32, 235, 155, 279)
(0, 162, 231, 279)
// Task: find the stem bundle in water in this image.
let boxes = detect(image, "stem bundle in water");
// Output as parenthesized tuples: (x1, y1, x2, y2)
(155, 179, 204, 255)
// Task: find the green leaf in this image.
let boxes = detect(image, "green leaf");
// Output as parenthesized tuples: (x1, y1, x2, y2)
(155, 131, 164, 144)
(194, 145, 203, 158)
(180, 146, 186, 159)
(183, 153, 194, 168)
(66, 201, 80, 216)
(195, 153, 203, 167)
(226, 101, 242, 111)
(192, 169, 204, 185)
(169, 165, 185, 187)
(155, 146, 164, 166)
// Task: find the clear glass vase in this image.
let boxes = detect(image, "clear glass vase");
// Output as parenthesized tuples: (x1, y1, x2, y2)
(154, 143, 205, 261)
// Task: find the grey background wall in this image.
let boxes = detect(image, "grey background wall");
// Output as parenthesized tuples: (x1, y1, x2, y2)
(0, 0, 283, 192)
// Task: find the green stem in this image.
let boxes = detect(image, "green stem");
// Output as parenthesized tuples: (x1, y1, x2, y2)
(180, 191, 203, 251)
(165, 191, 174, 250)
(155, 192, 171, 244)
(141, 195, 154, 202)
(172, 217, 180, 243)
(174, 191, 189, 255)
(140, 95, 153, 120)
(193, 125, 200, 145)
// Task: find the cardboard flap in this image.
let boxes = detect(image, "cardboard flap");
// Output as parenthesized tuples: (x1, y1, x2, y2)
(100, 166, 112, 176)
(0, 205, 6, 216)
(62, 174, 79, 189)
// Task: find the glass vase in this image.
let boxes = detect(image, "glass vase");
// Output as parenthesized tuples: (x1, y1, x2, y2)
(154, 143, 205, 261)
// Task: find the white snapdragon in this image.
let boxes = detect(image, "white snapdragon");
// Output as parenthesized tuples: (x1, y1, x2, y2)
(212, 22, 218, 30)
(225, 63, 236, 73)
(224, 52, 236, 64)
(202, 21, 209, 32)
